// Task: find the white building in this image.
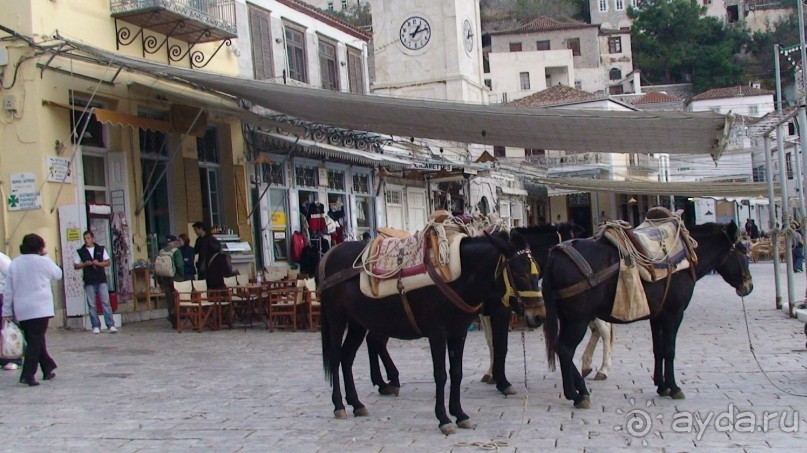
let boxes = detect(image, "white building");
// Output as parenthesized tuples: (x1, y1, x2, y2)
(485, 16, 636, 101)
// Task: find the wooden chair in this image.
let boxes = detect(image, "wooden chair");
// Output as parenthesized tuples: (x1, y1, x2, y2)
(175, 280, 215, 332)
(267, 280, 305, 331)
(303, 278, 321, 331)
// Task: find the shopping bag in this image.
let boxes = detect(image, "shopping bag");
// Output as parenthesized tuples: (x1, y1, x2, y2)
(1, 318, 25, 360)
(611, 259, 650, 321)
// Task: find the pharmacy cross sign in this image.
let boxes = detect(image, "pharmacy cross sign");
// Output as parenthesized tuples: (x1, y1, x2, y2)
(7, 194, 19, 208)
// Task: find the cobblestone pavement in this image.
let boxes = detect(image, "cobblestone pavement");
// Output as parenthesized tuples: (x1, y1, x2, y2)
(2, 262, 807, 452)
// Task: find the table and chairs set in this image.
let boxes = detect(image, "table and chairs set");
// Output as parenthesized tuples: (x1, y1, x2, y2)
(172, 267, 321, 333)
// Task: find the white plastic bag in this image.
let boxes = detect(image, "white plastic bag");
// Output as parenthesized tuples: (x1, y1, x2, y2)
(1, 318, 25, 360)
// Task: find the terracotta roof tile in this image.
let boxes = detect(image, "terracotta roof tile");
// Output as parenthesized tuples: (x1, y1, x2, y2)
(634, 91, 681, 105)
(691, 85, 774, 101)
(506, 85, 603, 107)
(492, 16, 596, 35)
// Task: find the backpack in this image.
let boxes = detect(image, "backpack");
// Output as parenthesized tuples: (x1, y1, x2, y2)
(154, 247, 177, 278)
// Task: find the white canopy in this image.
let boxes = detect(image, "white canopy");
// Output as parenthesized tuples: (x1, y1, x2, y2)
(535, 177, 778, 197)
(58, 38, 731, 158)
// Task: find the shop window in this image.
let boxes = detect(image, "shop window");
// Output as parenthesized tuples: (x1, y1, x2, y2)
(83, 154, 107, 204)
(139, 110, 170, 242)
(285, 26, 308, 83)
(355, 196, 374, 237)
(386, 190, 401, 204)
(353, 173, 371, 194)
(296, 167, 318, 187)
(327, 169, 345, 191)
(198, 127, 223, 227)
(261, 161, 285, 186)
(319, 39, 339, 91)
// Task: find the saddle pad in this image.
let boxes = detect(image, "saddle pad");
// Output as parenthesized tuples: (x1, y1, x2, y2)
(602, 219, 694, 282)
(359, 234, 466, 299)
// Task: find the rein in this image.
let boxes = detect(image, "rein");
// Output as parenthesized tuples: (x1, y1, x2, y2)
(496, 249, 541, 308)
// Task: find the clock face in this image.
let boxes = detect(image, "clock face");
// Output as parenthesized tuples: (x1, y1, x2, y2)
(463, 19, 474, 53)
(400, 16, 432, 51)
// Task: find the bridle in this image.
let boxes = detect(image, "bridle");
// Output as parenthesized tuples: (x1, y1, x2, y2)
(716, 231, 751, 282)
(496, 248, 542, 309)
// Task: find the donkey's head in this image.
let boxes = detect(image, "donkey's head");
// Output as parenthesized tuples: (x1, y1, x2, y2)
(487, 230, 544, 326)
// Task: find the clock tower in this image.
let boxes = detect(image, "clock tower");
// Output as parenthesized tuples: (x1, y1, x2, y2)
(369, 0, 486, 104)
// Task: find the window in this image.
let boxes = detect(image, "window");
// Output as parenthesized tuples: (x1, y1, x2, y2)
(327, 1, 333, 10)
(385, 190, 401, 204)
(319, 39, 339, 91)
(484, 79, 492, 89)
(615, 0, 624, 10)
(248, 5, 274, 80)
(83, 154, 107, 204)
(525, 148, 545, 158)
(493, 145, 506, 157)
(609, 85, 624, 94)
(574, 80, 582, 89)
(787, 152, 794, 179)
(197, 128, 223, 227)
(630, 0, 638, 6)
(609, 67, 622, 80)
(285, 26, 307, 83)
(509, 42, 522, 52)
(753, 165, 765, 183)
(70, 100, 105, 148)
(598, 0, 608, 12)
(295, 166, 318, 187)
(327, 169, 345, 191)
(341, 0, 347, 9)
(261, 161, 285, 186)
(751, 104, 759, 115)
(519, 72, 530, 90)
(536, 40, 550, 51)
(567, 38, 581, 56)
(353, 173, 371, 194)
(347, 47, 365, 94)
(788, 122, 796, 135)
(608, 36, 622, 54)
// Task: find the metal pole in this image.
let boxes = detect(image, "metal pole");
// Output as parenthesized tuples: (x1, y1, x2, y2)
(764, 136, 782, 309)
(797, 0, 807, 306)
(775, 44, 796, 315)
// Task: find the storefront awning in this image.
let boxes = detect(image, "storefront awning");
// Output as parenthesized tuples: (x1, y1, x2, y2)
(56, 38, 731, 159)
(259, 131, 413, 169)
(536, 177, 779, 197)
(43, 100, 173, 133)
(498, 187, 529, 196)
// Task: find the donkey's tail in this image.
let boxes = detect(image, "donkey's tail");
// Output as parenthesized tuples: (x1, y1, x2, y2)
(542, 250, 560, 371)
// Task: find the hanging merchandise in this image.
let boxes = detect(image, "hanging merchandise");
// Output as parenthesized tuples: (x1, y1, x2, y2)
(112, 212, 133, 298)
(291, 231, 305, 262)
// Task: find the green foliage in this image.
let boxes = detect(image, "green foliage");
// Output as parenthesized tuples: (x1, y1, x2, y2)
(514, 0, 580, 22)
(326, 2, 372, 28)
(629, 0, 750, 92)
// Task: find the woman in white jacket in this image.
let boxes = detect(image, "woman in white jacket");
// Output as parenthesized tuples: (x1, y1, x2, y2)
(2, 234, 62, 386)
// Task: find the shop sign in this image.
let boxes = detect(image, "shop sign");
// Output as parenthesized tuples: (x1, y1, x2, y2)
(7, 172, 41, 211)
(46, 156, 73, 183)
(411, 162, 453, 171)
(66, 228, 82, 241)
(270, 211, 286, 227)
(318, 167, 329, 187)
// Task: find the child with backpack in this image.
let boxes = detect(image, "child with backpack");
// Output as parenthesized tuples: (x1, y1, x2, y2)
(154, 235, 185, 328)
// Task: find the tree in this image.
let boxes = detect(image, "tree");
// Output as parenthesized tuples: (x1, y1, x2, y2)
(514, 0, 579, 22)
(629, 0, 750, 92)
(326, 1, 372, 28)
(747, 12, 799, 89)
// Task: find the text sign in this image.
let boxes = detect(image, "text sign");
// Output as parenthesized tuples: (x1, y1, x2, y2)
(10, 172, 36, 193)
(410, 162, 453, 171)
(46, 156, 73, 183)
(7, 172, 41, 211)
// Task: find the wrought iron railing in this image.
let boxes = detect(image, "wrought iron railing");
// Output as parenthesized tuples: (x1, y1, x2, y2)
(528, 152, 606, 166)
(110, 0, 237, 35)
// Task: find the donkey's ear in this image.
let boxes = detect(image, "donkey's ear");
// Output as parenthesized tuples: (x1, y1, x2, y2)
(484, 230, 511, 255)
(509, 230, 529, 250)
(726, 220, 739, 241)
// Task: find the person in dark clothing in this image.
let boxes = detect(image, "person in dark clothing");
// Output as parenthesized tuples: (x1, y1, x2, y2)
(178, 233, 196, 281)
(192, 221, 219, 279)
(73, 231, 116, 334)
(205, 241, 236, 290)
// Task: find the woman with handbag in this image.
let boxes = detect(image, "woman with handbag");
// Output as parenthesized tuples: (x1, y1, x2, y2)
(2, 234, 63, 386)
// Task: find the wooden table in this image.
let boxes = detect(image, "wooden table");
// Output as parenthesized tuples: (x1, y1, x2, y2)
(230, 284, 266, 328)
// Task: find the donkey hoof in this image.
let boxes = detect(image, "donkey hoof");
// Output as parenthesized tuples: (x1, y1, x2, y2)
(657, 388, 670, 397)
(481, 374, 492, 383)
(670, 390, 686, 400)
(499, 386, 518, 396)
(334, 409, 348, 419)
(440, 423, 458, 435)
(594, 372, 608, 381)
(582, 368, 592, 378)
(574, 395, 591, 409)
(457, 419, 477, 430)
(379, 385, 400, 397)
(354, 407, 370, 417)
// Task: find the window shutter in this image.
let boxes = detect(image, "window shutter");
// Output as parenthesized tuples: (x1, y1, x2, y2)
(249, 7, 273, 80)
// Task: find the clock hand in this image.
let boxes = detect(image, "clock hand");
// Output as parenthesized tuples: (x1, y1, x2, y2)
(411, 26, 427, 38)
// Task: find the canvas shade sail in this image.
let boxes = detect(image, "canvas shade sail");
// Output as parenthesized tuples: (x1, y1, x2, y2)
(535, 177, 778, 197)
(58, 39, 731, 158)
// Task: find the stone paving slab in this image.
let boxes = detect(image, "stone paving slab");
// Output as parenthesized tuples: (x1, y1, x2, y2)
(0, 262, 807, 451)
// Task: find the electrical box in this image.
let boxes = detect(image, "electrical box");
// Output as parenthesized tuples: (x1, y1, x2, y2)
(0, 47, 7, 67)
(3, 94, 17, 112)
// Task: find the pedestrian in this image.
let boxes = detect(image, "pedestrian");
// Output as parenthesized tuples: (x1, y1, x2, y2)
(2, 234, 62, 386)
(205, 241, 235, 290)
(362, 231, 371, 243)
(192, 222, 219, 279)
(749, 219, 760, 240)
(0, 250, 22, 371)
(792, 222, 803, 273)
(155, 235, 185, 329)
(178, 233, 196, 281)
(73, 230, 116, 334)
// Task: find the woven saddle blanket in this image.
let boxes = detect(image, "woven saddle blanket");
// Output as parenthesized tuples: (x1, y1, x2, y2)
(598, 208, 697, 282)
(359, 227, 466, 299)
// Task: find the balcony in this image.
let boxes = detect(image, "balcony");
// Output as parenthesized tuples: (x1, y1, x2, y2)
(110, 0, 236, 67)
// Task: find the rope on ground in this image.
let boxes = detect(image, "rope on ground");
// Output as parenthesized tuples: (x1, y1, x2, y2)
(741, 296, 807, 397)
